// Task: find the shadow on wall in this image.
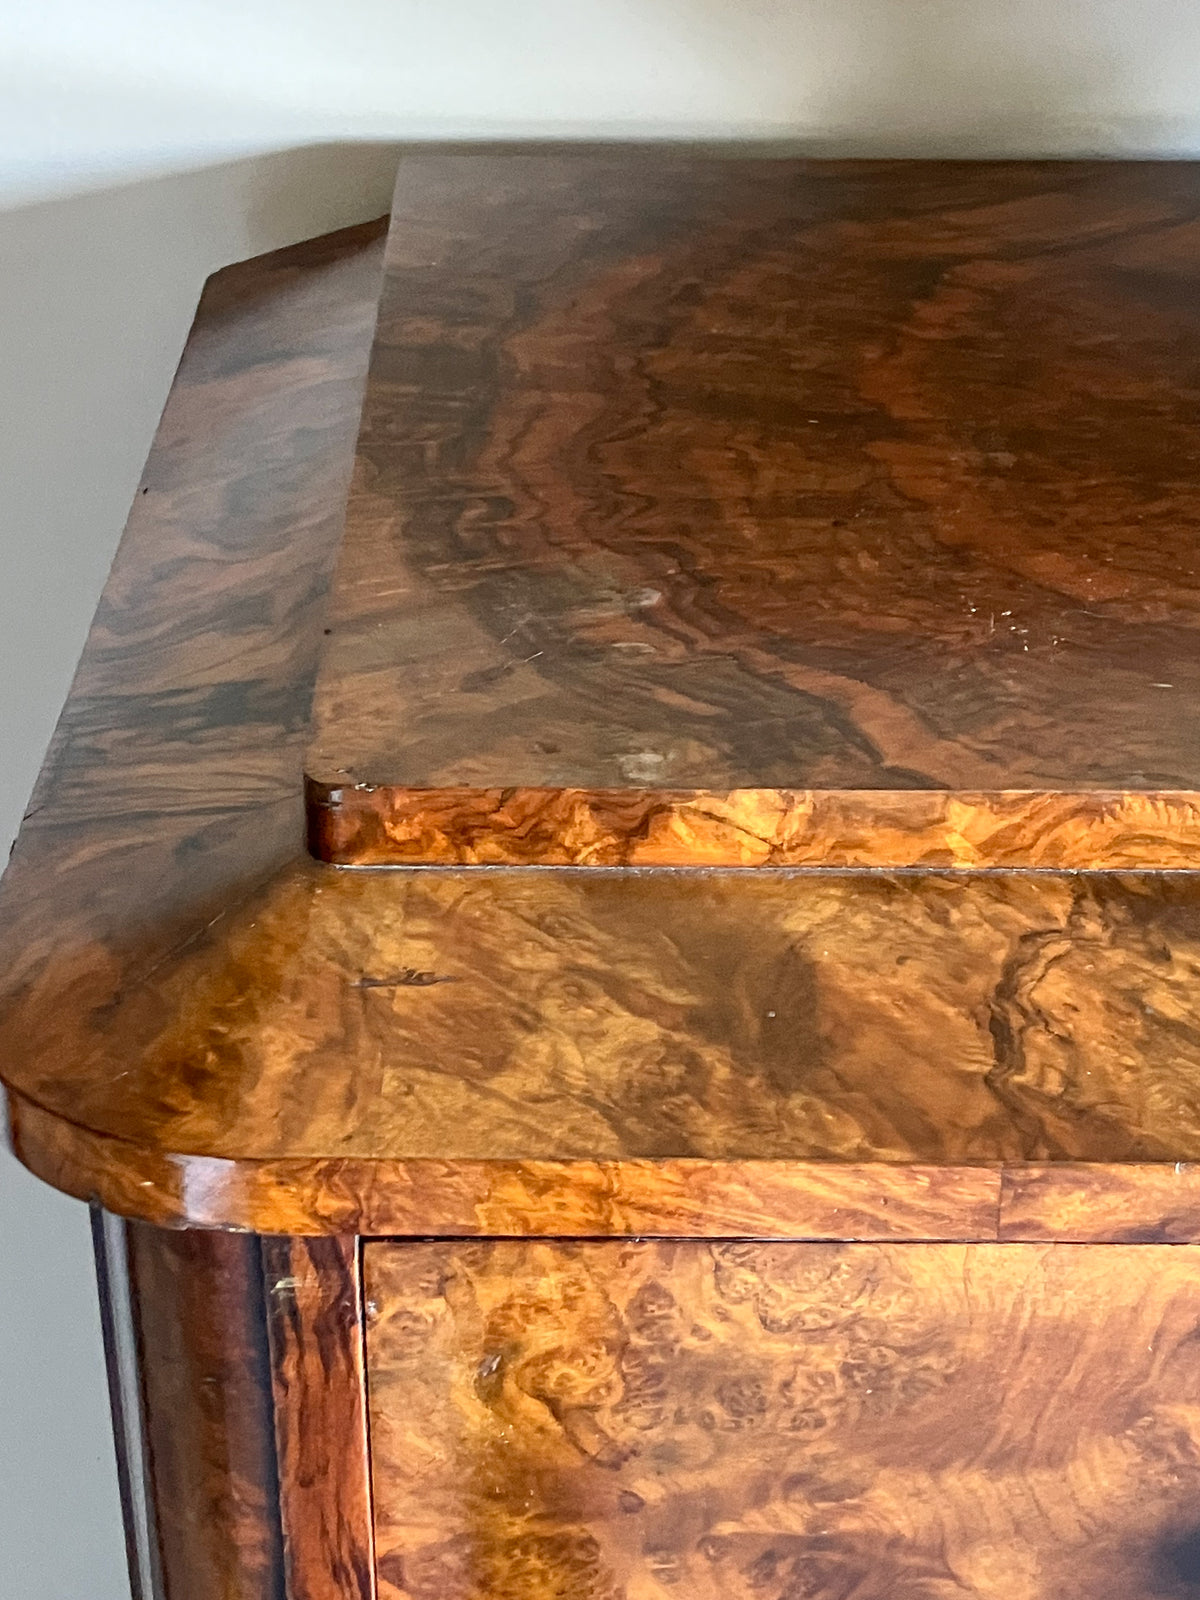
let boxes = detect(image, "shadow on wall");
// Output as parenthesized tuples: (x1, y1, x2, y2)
(0, 140, 401, 854)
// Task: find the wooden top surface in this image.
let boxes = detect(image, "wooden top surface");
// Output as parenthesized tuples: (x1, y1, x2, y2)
(5, 166, 1200, 1237)
(308, 155, 1200, 868)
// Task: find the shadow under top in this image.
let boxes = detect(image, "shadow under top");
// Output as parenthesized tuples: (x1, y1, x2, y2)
(308, 153, 1200, 869)
(5, 158, 1200, 1239)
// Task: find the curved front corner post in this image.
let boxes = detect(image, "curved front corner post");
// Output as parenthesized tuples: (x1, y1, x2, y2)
(93, 1212, 287, 1600)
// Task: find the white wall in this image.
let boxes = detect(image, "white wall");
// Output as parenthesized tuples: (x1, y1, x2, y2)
(4, 4, 1200, 1597)
(5, 0, 1200, 209)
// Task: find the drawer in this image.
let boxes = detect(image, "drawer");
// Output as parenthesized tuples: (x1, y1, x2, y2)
(363, 1239, 1200, 1600)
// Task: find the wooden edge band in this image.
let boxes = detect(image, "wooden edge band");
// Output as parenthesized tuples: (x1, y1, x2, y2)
(12, 1089, 1200, 1243)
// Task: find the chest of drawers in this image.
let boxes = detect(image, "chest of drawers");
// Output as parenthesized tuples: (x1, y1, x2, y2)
(6, 155, 1200, 1600)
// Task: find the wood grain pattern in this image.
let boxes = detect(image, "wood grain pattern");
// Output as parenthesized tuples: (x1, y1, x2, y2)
(1000, 1163, 1200, 1242)
(0, 218, 386, 1231)
(309, 155, 1200, 867)
(5, 165, 1200, 1238)
(365, 1238, 1200, 1600)
(12, 1095, 1002, 1238)
(264, 1236, 376, 1600)
(13, 833, 1200, 1234)
(310, 783, 1200, 869)
(125, 1222, 285, 1600)
(12, 863, 1200, 1236)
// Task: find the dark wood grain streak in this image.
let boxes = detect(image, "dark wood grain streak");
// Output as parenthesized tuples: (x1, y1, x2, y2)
(308, 155, 1200, 868)
(365, 1238, 1200, 1600)
(264, 1237, 376, 1600)
(125, 1223, 285, 1600)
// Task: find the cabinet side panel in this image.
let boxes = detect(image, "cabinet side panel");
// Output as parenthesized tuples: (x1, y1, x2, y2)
(364, 1239, 1200, 1600)
(126, 1222, 285, 1600)
(264, 1236, 376, 1600)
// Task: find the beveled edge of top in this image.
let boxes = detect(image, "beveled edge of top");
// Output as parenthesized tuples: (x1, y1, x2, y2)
(10, 1088, 1200, 1243)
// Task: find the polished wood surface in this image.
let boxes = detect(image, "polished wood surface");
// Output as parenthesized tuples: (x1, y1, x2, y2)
(13, 862, 1200, 1234)
(19, 1099, 1003, 1238)
(999, 1162, 1200, 1242)
(5, 167, 1200, 1237)
(308, 156, 1200, 868)
(365, 1238, 1200, 1600)
(19, 164, 1200, 1600)
(0, 218, 385, 1230)
(264, 1237, 375, 1600)
(125, 1223, 285, 1599)
(311, 783, 1200, 870)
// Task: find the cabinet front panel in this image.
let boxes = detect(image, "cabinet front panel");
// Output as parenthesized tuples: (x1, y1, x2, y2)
(363, 1240, 1200, 1600)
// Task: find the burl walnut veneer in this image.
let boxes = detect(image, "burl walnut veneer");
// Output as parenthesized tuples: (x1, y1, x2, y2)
(6, 156, 1200, 1600)
(309, 154, 1200, 870)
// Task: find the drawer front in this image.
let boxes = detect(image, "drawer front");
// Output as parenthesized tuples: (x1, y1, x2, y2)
(363, 1240, 1200, 1600)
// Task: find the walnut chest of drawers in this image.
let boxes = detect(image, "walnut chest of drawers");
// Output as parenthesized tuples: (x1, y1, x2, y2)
(6, 154, 1200, 1600)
